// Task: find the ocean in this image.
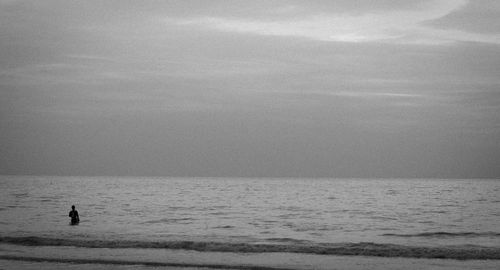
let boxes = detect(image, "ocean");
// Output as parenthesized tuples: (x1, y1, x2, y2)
(1, 175, 499, 269)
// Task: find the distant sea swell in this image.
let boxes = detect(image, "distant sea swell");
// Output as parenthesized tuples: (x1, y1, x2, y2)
(383, 231, 500, 238)
(1, 236, 499, 260)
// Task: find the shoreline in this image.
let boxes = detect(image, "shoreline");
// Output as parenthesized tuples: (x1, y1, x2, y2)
(2, 235, 500, 260)
(2, 244, 500, 270)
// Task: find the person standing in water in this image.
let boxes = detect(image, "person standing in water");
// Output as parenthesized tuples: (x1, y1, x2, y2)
(69, 205, 80, 225)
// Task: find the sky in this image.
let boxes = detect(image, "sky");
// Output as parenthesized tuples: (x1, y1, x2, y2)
(1, 0, 499, 178)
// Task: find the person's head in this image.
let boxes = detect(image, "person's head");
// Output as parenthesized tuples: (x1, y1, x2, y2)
(71, 205, 75, 210)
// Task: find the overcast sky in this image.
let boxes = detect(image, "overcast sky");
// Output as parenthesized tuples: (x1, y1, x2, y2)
(1, 0, 499, 178)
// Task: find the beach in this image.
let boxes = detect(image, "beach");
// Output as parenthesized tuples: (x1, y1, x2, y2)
(2, 1, 500, 268)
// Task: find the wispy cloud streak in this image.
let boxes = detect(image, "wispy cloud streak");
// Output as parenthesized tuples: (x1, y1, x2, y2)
(166, 0, 498, 44)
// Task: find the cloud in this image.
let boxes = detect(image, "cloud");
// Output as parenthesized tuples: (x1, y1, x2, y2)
(427, 0, 500, 34)
(333, 91, 423, 98)
(1, 0, 500, 178)
(166, 0, 499, 44)
(0, 0, 18, 5)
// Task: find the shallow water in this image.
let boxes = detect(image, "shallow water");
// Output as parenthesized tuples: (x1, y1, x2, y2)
(1, 176, 499, 263)
(1, 244, 500, 270)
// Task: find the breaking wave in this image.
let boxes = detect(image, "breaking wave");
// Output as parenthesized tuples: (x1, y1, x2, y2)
(383, 232, 500, 238)
(0, 255, 293, 270)
(1, 236, 499, 260)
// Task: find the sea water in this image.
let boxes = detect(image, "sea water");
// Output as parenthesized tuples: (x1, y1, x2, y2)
(1, 176, 499, 268)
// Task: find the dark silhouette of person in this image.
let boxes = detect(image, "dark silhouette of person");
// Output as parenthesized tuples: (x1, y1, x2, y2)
(69, 205, 80, 225)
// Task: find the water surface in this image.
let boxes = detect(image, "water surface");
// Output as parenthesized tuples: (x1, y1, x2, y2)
(1, 176, 499, 261)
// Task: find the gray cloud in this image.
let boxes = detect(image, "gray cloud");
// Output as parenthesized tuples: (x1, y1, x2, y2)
(428, 0, 500, 34)
(1, 0, 499, 178)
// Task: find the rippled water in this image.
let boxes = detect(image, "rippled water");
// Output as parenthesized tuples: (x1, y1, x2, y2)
(1, 175, 499, 251)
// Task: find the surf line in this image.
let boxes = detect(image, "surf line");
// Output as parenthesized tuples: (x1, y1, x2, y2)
(0, 255, 295, 270)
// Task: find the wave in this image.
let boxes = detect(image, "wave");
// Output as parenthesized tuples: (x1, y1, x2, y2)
(0, 255, 292, 270)
(1, 236, 499, 260)
(383, 232, 500, 238)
